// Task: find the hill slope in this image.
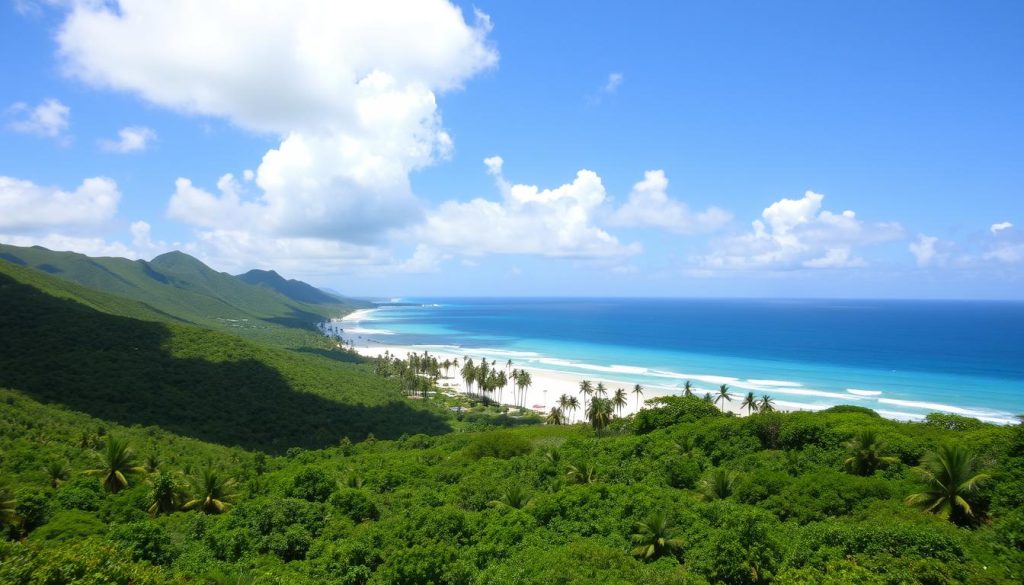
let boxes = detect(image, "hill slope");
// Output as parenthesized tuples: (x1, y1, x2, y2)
(0, 244, 368, 344)
(0, 260, 448, 452)
(237, 268, 342, 304)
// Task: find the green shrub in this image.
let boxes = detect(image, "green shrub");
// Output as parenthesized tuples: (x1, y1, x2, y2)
(328, 488, 378, 522)
(28, 510, 106, 542)
(463, 431, 533, 460)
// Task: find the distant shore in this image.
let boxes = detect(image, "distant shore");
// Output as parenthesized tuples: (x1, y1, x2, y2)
(331, 310, 757, 419)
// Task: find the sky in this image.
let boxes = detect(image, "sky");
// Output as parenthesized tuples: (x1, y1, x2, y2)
(1, 0, 1022, 299)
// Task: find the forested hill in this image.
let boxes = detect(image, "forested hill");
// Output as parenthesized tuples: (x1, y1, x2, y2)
(0, 260, 449, 452)
(237, 268, 345, 305)
(0, 244, 368, 343)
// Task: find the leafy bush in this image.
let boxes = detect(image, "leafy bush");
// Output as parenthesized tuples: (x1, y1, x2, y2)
(634, 396, 721, 434)
(109, 521, 176, 564)
(328, 488, 378, 522)
(288, 467, 336, 502)
(463, 431, 533, 460)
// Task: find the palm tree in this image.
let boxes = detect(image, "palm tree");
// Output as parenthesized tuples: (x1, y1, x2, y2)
(148, 473, 185, 516)
(567, 396, 580, 423)
(579, 380, 593, 414)
(682, 380, 694, 398)
(85, 436, 145, 493)
(699, 468, 736, 501)
(714, 384, 732, 412)
(546, 407, 565, 425)
(144, 453, 161, 473)
(613, 388, 628, 416)
(461, 360, 476, 396)
(518, 370, 533, 407)
(491, 484, 531, 510)
(905, 444, 990, 525)
(703, 392, 714, 403)
(595, 382, 608, 399)
(44, 460, 70, 489)
(631, 511, 685, 561)
(758, 394, 775, 413)
(587, 398, 615, 435)
(633, 384, 644, 410)
(184, 467, 238, 514)
(741, 391, 758, 415)
(843, 430, 899, 476)
(566, 462, 598, 484)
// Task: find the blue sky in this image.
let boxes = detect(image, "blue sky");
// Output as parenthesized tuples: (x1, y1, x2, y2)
(1, 1, 1022, 298)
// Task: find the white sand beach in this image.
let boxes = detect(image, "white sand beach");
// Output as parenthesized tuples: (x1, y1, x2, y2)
(327, 313, 755, 420)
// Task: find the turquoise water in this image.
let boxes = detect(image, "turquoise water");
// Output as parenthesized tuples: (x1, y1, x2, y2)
(340, 298, 1024, 424)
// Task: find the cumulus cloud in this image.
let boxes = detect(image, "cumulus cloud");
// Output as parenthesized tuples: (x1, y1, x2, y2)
(699, 191, 904, 270)
(99, 126, 156, 153)
(0, 175, 120, 231)
(0, 233, 135, 258)
(57, 0, 497, 243)
(610, 170, 732, 234)
(6, 98, 70, 139)
(418, 157, 641, 258)
(991, 221, 1013, 234)
(909, 235, 943, 267)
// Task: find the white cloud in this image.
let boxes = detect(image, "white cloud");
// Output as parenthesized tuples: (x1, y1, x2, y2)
(610, 170, 732, 234)
(6, 98, 70, 139)
(699, 191, 903, 270)
(0, 176, 120, 231)
(0, 233, 135, 258)
(991, 221, 1014, 234)
(417, 158, 641, 258)
(909, 235, 942, 267)
(604, 72, 624, 93)
(99, 126, 156, 153)
(57, 0, 497, 243)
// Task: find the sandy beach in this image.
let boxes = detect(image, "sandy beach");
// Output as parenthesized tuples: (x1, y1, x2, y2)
(326, 312, 758, 420)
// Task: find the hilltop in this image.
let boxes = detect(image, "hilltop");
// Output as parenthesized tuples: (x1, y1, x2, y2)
(0, 244, 369, 345)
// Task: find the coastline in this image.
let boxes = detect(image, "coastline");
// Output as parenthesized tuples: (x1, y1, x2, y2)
(325, 308, 1020, 425)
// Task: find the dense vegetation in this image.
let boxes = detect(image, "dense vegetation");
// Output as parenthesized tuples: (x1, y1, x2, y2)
(0, 260, 449, 452)
(0, 244, 367, 346)
(1, 252, 1023, 583)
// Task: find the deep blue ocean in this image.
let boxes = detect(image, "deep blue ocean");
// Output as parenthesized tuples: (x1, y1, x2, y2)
(344, 298, 1024, 424)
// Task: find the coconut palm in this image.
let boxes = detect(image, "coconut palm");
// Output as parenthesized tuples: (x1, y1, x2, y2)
(44, 460, 70, 489)
(566, 462, 598, 484)
(595, 382, 608, 399)
(759, 394, 775, 413)
(491, 484, 531, 510)
(587, 398, 615, 435)
(631, 511, 685, 561)
(546, 407, 565, 425)
(461, 360, 476, 396)
(699, 468, 737, 501)
(85, 436, 145, 493)
(148, 472, 186, 516)
(741, 391, 758, 415)
(843, 430, 899, 476)
(714, 384, 733, 413)
(613, 388, 628, 416)
(517, 370, 533, 407)
(144, 453, 161, 473)
(567, 396, 580, 423)
(633, 384, 644, 410)
(183, 467, 238, 514)
(905, 444, 990, 525)
(703, 392, 713, 403)
(682, 380, 695, 398)
(579, 380, 593, 414)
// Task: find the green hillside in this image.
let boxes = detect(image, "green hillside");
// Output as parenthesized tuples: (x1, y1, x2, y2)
(0, 260, 449, 453)
(0, 244, 368, 345)
(237, 269, 343, 305)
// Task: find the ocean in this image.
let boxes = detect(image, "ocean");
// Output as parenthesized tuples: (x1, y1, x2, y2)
(334, 298, 1024, 424)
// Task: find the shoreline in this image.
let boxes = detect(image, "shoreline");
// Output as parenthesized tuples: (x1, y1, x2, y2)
(324, 310, 1019, 425)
